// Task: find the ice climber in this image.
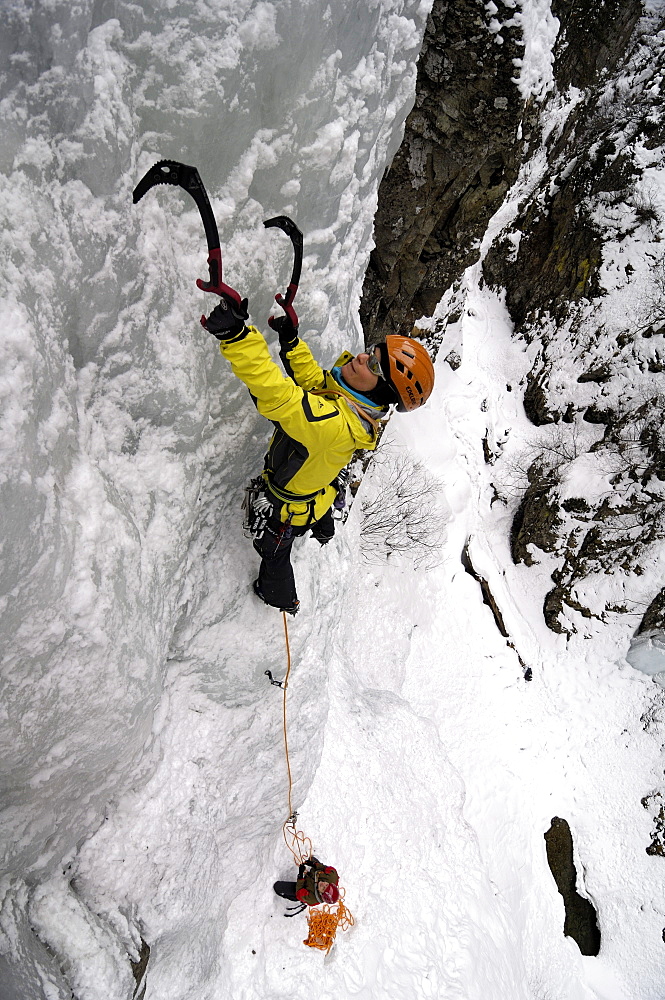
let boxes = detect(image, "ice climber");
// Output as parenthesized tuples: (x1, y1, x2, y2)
(273, 856, 340, 914)
(203, 294, 435, 615)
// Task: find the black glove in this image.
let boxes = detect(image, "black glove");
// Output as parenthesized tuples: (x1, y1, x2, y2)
(203, 295, 249, 341)
(269, 314, 299, 350)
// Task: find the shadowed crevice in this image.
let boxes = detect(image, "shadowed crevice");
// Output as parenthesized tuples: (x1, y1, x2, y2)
(544, 816, 601, 956)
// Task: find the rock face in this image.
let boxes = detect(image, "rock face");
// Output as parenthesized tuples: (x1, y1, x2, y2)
(544, 817, 601, 956)
(642, 792, 665, 856)
(638, 588, 665, 634)
(361, 0, 643, 341)
(483, 0, 645, 334)
(360, 0, 524, 340)
(363, 0, 665, 634)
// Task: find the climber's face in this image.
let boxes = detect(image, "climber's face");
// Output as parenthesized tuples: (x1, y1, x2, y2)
(340, 349, 380, 393)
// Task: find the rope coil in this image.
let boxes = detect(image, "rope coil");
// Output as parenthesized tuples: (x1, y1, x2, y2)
(304, 900, 355, 954)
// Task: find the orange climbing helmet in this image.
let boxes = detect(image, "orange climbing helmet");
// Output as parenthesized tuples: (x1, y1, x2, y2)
(377, 335, 435, 412)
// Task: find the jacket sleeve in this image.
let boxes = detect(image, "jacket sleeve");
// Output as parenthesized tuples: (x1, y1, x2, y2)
(279, 338, 326, 390)
(219, 326, 346, 449)
(220, 325, 298, 413)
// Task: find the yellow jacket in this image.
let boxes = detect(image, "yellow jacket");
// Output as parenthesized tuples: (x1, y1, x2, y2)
(220, 326, 378, 524)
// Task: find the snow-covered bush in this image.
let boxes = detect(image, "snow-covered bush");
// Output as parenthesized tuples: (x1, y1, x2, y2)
(637, 255, 665, 335)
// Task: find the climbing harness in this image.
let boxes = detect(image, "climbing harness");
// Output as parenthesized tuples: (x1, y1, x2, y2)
(270, 612, 355, 952)
(244, 474, 326, 539)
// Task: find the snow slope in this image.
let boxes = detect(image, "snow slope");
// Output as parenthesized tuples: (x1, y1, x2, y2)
(1, 1, 665, 998)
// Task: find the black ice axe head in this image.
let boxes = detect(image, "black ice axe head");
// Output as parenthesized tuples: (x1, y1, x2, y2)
(264, 215, 303, 329)
(132, 159, 241, 304)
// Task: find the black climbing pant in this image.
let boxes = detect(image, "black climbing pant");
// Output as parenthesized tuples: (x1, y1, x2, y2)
(273, 881, 298, 901)
(253, 509, 335, 609)
(310, 507, 335, 545)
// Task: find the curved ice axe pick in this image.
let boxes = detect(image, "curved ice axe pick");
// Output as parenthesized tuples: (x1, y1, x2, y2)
(132, 159, 242, 310)
(263, 215, 303, 329)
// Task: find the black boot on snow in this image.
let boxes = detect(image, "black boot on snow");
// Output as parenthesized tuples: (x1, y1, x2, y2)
(252, 579, 300, 617)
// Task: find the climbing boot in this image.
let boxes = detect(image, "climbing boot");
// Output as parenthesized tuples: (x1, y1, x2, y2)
(252, 579, 300, 616)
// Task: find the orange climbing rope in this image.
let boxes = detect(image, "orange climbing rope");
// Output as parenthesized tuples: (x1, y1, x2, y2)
(280, 611, 314, 865)
(304, 899, 356, 954)
(278, 612, 355, 951)
(281, 611, 294, 817)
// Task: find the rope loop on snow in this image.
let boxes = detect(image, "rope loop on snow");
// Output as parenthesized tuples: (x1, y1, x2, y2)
(304, 899, 355, 954)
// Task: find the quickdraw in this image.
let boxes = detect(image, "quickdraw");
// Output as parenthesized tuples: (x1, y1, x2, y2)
(332, 467, 351, 519)
(242, 477, 274, 540)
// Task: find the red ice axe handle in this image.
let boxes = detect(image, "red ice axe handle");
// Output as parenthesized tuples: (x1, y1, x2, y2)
(196, 248, 243, 304)
(197, 249, 244, 329)
(272, 283, 299, 329)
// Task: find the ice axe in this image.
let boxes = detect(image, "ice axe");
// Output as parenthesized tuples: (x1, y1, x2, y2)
(264, 215, 303, 329)
(132, 160, 242, 309)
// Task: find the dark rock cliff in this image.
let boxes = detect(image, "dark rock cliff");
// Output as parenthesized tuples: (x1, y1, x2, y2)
(484, 0, 646, 337)
(360, 0, 525, 341)
(363, 0, 665, 636)
(361, 0, 644, 343)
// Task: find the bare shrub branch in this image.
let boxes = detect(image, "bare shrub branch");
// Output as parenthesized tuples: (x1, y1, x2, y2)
(360, 452, 445, 570)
